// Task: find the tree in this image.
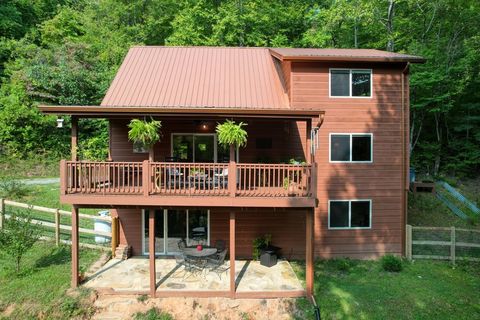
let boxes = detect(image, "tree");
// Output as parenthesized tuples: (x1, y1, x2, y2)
(0, 210, 41, 273)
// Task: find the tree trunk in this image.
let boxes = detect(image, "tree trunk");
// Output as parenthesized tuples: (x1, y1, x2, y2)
(149, 147, 154, 162)
(386, 0, 395, 52)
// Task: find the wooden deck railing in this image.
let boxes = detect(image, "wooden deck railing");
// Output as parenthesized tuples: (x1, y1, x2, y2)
(61, 160, 315, 198)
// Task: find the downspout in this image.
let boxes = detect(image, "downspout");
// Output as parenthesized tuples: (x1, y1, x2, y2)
(309, 295, 321, 320)
(401, 62, 410, 256)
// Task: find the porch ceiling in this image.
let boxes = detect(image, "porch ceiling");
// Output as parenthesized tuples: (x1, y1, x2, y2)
(38, 105, 324, 120)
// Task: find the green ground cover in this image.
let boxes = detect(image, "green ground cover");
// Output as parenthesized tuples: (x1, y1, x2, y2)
(293, 259, 480, 320)
(0, 240, 101, 319)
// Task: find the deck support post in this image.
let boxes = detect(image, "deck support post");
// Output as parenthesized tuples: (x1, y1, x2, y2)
(71, 206, 79, 288)
(71, 116, 78, 161)
(228, 145, 237, 197)
(306, 119, 312, 163)
(229, 211, 236, 299)
(306, 209, 314, 296)
(149, 210, 156, 297)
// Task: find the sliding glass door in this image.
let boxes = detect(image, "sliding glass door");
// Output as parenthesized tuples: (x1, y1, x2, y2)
(143, 209, 209, 255)
(172, 134, 216, 162)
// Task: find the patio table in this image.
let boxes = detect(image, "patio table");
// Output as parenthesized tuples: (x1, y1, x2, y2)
(183, 247, 217, 258)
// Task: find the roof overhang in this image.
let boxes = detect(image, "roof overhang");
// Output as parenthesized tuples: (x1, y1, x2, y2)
(39, 105, 324, 120)
(269, 49, 426, 64)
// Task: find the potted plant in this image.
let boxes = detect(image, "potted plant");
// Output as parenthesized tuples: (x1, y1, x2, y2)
(216, 120, 248, 161)
(283, 177, 297, 196)
(252, 234, 281, 267)
(128, 118, 162, 161)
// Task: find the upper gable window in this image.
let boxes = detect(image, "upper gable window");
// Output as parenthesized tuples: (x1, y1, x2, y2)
(330, 69, 372, 98)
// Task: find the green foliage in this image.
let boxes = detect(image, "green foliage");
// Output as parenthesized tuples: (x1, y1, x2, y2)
(128, 118, 162, 149)
(0, 0, 477, 178)
(252, 234, 272, 260)
(0, 178, 30, 199)
(0, 210, 41, 273)
(134, 308, 174, 320)
(216, 120, 248, 149)
(381, 254, 403, 272)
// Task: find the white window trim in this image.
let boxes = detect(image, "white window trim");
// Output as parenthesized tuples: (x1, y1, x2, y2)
(329, 133, 373, 163)
(141, 209, 211, 256)
(328, 199, 372, 230)
(329, 68, 373, 98)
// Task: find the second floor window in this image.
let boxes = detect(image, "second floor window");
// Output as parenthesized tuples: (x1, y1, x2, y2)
(330, 69, 372, 97)
(330, 133, 373, 163)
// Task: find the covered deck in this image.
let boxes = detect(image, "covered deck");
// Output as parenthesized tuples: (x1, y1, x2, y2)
(84, 257, 304, 298)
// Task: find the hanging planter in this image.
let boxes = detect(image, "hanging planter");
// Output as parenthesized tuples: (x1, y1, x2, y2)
(128, 118, 162, 161)
(216, 120, 248, 160)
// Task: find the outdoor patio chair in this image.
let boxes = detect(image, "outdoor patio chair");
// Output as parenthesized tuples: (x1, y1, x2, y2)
(178, 239, 187, 251)
(183, 256, 207, 280)
(166, 167, 184, 188)
(206, 249, 229, 280)
(214, 240, 226, 252)
(213, 168, 228, 188)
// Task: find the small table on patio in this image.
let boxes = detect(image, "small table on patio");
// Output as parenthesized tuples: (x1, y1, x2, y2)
(183, 247, 217, 258)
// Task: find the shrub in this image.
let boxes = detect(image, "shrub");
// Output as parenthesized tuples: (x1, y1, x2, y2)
(381, 254, 403, 272)
(0, 179, 30, 199)
(0, 210, 40, 272)
(333, 258, 355, 272)
(134, 308, 174, 320)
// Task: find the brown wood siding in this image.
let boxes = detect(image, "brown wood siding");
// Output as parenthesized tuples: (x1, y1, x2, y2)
(114, 208, 306, 259)
(110, 119, 307, 164)
(290, 61, 408, 258)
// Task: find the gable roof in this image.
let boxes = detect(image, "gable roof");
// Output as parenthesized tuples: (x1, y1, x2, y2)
(90, 46, 424, 111)
(101, 46, 289, 109)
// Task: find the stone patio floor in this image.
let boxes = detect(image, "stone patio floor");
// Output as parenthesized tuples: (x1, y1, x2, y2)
(84, 257, 303, 292)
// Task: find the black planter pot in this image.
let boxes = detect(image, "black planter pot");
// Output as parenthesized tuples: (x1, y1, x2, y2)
(259, 245, 281, 267)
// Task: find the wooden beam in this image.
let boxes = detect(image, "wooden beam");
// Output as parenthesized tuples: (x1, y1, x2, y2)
(71, 206, 79, 288)
(149, 210, 156, 297)
(228, 145, 237, 197)
(229, 211, 236, 299)
(306, 209, 314, 296)
(71, 116, 78, 161)
(306, 119, 312, 163)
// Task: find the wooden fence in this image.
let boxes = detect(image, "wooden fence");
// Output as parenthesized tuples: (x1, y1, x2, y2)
(406, 225, 480, 263)
(0, 198, 118, 253)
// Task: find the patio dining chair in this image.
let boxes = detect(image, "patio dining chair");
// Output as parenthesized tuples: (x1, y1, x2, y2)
(213, 168, 228, 188)
(177, 239, 187, 251)
(183, 256, 207, 280)
(214, 240, 226, 252)
(206, 249, 229, 280)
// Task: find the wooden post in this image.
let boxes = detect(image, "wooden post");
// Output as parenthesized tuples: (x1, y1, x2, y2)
(405, 224, 412, 261)
(111, 217, 118, 257)
(71, 116, 78, 161)
(228, 145, 237, 197)
(55, 209, 60, 246)
(149, 210, 156, 297)
(71, 206, 79, 288)
(451, 226, 456, 265)
(0, 198, 4, 229)
(60, 160, 67, 195)
(306, 209, 314, 296)
(229, 211, 236, 299)
(143, 160, 150, 196)
(306, 119, 312, 164)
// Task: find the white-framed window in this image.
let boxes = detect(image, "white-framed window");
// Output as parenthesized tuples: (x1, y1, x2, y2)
(328, 200, 372, 229)
(329, 69, 372, 98)
(329, 133, 373, 163)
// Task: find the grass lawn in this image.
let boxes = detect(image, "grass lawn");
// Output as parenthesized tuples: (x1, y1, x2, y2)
(292, 259, 480, 320)
(0, 240, 101, 319)
(0, 158, 59, 180)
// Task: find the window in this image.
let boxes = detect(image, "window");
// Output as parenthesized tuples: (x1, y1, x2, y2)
(330, 133, 372, 163)
(329, 200, 372, 229)
(330, 69, 372, 97)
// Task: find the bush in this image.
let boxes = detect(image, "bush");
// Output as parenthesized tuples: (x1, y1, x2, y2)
(381, 255, 403, 272)
(332, 258, 355, 272)
(134, 308, 173, 320)
(0, 179, 30, 199)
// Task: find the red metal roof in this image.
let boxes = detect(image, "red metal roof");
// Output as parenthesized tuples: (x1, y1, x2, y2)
(270, 48, 425, 63)
(101, 46, 423, 109)
(101, 46, 289, 109)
